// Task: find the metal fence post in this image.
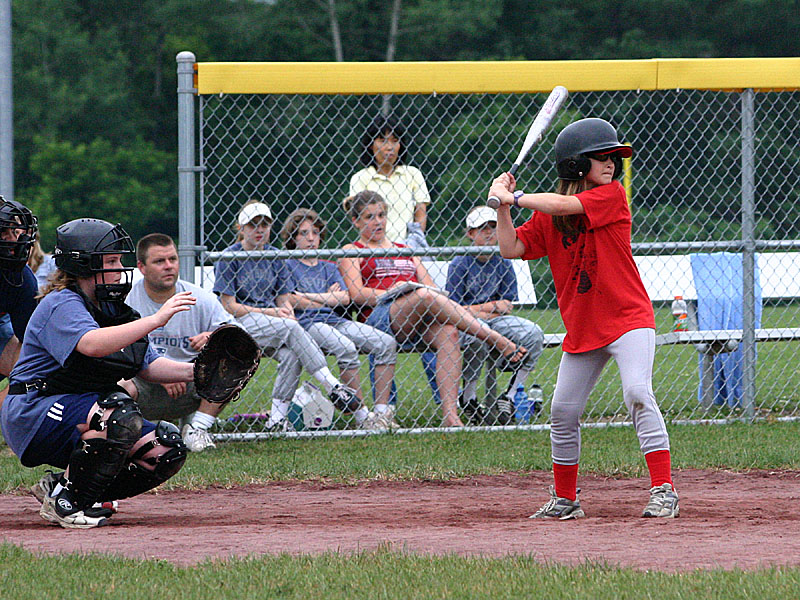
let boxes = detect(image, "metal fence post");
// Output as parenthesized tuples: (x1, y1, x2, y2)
(0, 0, 13, 201)
(741, 88, 756, 419)
(177, 51, 197, 283)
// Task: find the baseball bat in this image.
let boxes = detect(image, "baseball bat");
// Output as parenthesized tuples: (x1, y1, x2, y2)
(487, 85, 569, 209)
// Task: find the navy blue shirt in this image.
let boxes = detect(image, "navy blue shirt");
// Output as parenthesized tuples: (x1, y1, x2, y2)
(213, 243, 293, 308)
(285, 259, 349, 329)
(445, 255, 518, 306)
(0, 265, 38, 341)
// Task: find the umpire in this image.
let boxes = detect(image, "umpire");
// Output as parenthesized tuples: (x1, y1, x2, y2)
(0, 197, 39, 411)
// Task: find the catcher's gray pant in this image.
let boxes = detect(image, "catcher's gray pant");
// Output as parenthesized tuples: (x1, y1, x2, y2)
(130, 377, 201, 422)
(236, 312, 329, 402)
(305, 320, 397, 372)
(459, 315, 544, 397)
(550, 327, 669, 465)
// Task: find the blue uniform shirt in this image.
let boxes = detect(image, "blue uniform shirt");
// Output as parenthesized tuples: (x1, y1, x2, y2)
(1, 288, 159, 459)
(284, 259, 349, 329)
(445, 255, 518, 306)
(213, 243, 293, 308)
(0, 265, 39, 341)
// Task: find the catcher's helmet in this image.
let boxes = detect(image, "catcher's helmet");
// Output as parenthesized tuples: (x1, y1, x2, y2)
(0, 196, 38, 272)
(54, 218, 135, 302)
(554, 118, 633, 181)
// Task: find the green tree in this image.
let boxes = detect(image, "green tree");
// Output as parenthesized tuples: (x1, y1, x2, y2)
(21, 137, 176, 250)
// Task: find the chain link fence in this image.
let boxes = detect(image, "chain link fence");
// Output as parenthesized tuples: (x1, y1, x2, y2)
(178, 57, 800, 438)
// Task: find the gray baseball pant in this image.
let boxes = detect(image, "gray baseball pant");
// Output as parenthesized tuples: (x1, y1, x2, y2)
(460, 315, 544, 396)
(305, 320, 397, 371)
(236, 312, 329, 402)
(550, 327, 669, 465)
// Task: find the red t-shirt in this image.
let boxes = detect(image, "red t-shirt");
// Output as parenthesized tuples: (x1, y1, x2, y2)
(352, 241, 417, 320)
(515, 181, 654, 353)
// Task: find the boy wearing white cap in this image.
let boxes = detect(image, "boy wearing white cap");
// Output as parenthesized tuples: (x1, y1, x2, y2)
(213, 201, 360, 429)
(445, 205, 544, 425)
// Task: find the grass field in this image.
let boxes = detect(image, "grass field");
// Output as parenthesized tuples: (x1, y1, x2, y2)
(3, 422, 800, 598)
(2, 304, 799, 598)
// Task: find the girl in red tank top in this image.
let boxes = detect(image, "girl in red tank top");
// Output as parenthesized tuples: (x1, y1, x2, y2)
(352, 240, 417, 291)
(339, 191, 528, 428)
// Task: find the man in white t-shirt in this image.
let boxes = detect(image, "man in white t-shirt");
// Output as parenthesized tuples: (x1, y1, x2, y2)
(121, 233, 235, 452)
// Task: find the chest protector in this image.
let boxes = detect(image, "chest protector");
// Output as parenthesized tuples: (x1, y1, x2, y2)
(43, 288, 150, 396)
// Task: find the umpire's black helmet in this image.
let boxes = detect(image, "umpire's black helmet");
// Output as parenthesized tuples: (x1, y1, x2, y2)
(554, 118, 633, 181)
(0, 196, 38, 272)
(54, 218, 135, 301)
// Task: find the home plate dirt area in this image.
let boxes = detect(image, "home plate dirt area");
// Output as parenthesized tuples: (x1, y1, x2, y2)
(3, 469, 800, 572)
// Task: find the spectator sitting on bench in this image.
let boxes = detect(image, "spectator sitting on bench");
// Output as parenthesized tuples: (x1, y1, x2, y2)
(213, 200, 360, 431)
(338, 190, 527, 428)
(446, 205, 544, 425)
(280, 207, 399, 431)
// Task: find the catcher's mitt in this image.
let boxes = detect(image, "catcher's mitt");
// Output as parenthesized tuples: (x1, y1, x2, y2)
(194, 324, 261, 404)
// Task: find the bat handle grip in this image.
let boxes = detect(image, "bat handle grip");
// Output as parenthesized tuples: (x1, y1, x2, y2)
(487, 163, 521, 209)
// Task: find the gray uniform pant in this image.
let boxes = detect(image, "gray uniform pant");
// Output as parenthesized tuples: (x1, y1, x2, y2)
(237, 312, 329, 402)
(550, 327, 669, 465)
(460, 315, 544, 397)
(305, 320, 397, 372)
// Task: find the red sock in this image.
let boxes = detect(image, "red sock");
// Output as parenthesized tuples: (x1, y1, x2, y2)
(552, 463, 579, 501)
(644, 450, 673, 488)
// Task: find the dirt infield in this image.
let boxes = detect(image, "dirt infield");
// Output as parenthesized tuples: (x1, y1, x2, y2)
(3, 468, 800, 572)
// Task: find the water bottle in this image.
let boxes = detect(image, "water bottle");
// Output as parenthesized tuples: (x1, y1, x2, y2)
(671, 295, 688, 332)
(513, 384, 530, 424)
(529, 384, 544, 416)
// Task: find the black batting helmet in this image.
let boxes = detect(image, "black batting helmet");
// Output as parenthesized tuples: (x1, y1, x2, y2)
(554, 118, 633, 181)
(0, 196, 38, 272)
(54, 218, 135, 302)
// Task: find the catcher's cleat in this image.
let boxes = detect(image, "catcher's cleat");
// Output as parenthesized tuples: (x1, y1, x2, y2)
(361, 407, 400, 431)
(642, 483, 680, 518)
(181, 424, 217, 452)
(31, 470, 119, 514)
(40, 489, 111, 529)
(529, 486, 585, 520)
(328, 384, 361, 413)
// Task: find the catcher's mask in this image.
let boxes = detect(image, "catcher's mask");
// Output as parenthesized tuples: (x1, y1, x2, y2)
(554, 118, 633, 181)
(0, 196, 38, 272)
(54, 218, 135, 304)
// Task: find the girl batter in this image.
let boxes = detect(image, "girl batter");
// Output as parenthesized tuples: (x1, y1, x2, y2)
(489, 118, 678, 519)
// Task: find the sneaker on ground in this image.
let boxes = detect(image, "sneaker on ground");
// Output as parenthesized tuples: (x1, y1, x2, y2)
(484, 395, 515, 426)
(31, 470, 119, 513)
(181, 423, 217, 452)
(328, 384, 361, 413)
(529, 486, 585, 520)
(265, 419, 289, 432)
(459, 393, 486, 426)
(40, 490, 111, 529)
(361, 407, 400, 431)
(642, 482, 679, 518)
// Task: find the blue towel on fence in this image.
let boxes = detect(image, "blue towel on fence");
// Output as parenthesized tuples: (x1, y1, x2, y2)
(690, 252, 762, 408)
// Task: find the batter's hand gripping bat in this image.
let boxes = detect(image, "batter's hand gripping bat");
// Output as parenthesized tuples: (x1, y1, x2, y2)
(487, 86, 569, 209)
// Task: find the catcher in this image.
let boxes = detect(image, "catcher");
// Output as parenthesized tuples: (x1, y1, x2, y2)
(0, 218, 257, 529)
